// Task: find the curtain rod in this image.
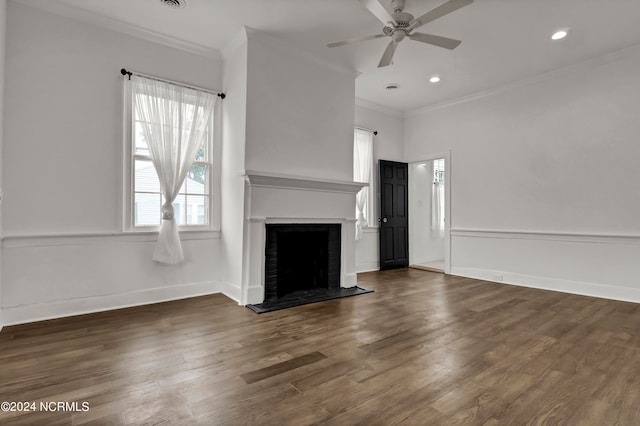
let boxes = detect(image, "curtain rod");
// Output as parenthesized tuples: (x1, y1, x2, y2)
(120, 68, 226, 99)
(355, 126, 378, 136)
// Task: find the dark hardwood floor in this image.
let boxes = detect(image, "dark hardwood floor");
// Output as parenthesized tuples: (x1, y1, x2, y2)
(1, 269, 640, 425)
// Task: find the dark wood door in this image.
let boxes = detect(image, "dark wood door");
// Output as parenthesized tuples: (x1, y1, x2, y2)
(378, 160, 409, 270)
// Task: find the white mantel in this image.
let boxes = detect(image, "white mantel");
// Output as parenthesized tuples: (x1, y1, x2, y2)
(237, 170, 366, 305)
(242, 170, 366, 194)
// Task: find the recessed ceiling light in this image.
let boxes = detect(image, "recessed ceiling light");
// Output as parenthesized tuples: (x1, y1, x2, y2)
(385, 83, 400, 90)
(551, 29, 568, 40)
(429, 76, 441, 83)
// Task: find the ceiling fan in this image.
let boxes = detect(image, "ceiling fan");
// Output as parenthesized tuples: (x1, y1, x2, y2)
(327, 0, 472, 67)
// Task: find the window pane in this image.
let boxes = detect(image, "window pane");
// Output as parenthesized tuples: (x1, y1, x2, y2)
(195, 144, 206, 161)
(197, 205, 205, 225)
(135, 160, 160, 193)
(135, 193, 161, 226)
(172, 194, 186, 225)
(185, 165, 207, 194)
(187, 195, 208, 225)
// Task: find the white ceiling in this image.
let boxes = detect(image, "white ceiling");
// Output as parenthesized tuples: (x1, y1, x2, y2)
(27, 0, 640, 113)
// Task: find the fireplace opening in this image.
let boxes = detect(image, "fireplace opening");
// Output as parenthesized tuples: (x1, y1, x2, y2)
(265, 224, 341, 301)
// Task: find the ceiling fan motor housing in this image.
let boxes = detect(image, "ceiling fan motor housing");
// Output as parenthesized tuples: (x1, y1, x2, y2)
(393, 12, 414, 27)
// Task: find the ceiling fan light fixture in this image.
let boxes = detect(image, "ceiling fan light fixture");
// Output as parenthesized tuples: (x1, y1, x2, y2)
(429, 76, 441, 83)
(551, 29, 569, 40)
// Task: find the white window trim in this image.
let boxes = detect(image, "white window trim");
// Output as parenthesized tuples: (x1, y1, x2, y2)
(121, 79, 221, 233)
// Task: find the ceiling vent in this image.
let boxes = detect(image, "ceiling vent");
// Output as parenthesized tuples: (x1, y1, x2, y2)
(161, 0, 186, 9)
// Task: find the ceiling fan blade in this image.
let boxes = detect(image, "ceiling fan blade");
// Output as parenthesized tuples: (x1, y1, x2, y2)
(409, 32, 462, 50)
(378, 40, 398, 67)
(327, 34, 386, 48)
(408, 0, 473, 31)
(358, 0, 396, 25)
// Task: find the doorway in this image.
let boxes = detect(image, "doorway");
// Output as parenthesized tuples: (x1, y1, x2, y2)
(409, 154, 450, 273)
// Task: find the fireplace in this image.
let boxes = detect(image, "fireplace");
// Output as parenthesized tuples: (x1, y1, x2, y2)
(264, 224, 341, 301)
(240, 171, 364, 307)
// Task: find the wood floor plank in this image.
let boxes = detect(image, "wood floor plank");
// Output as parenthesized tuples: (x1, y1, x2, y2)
(239, 351, 327, 384)
(2, 268, 640, 425)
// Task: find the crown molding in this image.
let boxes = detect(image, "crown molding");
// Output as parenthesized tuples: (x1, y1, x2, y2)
(405, 41, 640, 118)
(14, 0, 222, 60)
(355, 97, 404, 118)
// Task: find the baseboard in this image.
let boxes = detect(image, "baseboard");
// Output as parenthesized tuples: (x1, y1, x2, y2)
(1, 281, 221, 327)
(413, 257, 445, 265)
(451, 266, 640, 304)
(221, 281, 242, 304)
(356, 261, 380, 273)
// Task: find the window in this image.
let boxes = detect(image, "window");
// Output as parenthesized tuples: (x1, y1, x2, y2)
(354, 128, 374, 239)
(123, 77, 219, 231)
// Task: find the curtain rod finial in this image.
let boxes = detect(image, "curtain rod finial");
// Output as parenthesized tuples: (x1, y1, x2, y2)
(217, 92, 226, 99)
(373, 131, 378, 136)
(120, 68, 132, 80)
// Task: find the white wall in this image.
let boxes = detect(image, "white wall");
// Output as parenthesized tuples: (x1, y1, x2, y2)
(219, 29, 249, 301)
(0, 0, 6, 328)
(354, 101, 404, 272)
(1, 2, 225, 325)
(404, 45, 640, 303)
(409, 161, 445, 264)
(244, 30, 355, 181)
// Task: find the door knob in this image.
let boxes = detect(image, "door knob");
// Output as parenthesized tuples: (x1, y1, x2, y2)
(382, 218, 388, 223)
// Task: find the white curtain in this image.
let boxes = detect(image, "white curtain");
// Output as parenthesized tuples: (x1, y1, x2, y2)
(431, 182, 445, 237)
(354, 128, 373, 240)
(132, 75, 216, 264)
(431, 160, 445, 238)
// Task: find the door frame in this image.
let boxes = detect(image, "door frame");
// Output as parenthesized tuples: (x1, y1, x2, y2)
(408, 151, 452, 274)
